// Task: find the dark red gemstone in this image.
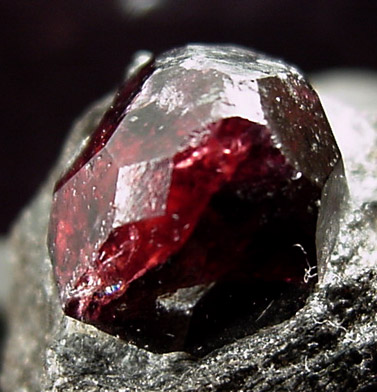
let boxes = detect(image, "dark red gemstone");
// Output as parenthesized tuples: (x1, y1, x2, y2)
(48, 45, 342, 353)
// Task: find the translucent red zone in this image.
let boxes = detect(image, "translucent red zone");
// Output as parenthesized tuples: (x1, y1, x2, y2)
(48, 114, 317, 326)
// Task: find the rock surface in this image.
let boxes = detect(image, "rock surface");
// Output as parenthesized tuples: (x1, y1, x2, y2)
(1, 47, 377, 391)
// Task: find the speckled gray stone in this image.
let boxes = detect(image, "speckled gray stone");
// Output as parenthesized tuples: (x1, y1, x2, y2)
(1, 46, 377, 392)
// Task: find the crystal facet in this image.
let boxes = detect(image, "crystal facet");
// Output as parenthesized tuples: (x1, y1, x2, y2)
(48, 45, 342, 353)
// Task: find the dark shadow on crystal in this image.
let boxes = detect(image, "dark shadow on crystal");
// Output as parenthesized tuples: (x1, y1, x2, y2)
(84, 203, 318, 355)
(182, 228, 317, 356)
(185, 279, 313, 356)
(92, 273, 316, 356)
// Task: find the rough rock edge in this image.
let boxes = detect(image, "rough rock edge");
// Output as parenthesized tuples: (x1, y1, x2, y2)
(2, 76, 377, 392)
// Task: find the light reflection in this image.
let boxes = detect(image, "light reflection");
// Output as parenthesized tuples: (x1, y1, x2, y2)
(118, 0, 165, 16)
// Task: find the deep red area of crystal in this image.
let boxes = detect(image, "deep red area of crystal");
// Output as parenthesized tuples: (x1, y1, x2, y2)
(49, 109, 316, 325)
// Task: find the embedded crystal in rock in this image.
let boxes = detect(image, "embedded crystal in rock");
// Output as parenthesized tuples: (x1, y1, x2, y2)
(48, 45, 342, 352)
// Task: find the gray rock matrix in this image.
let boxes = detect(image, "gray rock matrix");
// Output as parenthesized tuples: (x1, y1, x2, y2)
(1, 46, 377, 391)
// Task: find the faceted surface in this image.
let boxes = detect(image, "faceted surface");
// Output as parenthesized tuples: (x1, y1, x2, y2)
(48, 45, 342, 352)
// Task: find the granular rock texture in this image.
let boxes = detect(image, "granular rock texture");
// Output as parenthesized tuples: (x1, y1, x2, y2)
(1, 46, 377, 391)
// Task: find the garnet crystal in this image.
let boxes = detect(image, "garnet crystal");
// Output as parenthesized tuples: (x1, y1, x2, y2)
(48, 45, 342, 353)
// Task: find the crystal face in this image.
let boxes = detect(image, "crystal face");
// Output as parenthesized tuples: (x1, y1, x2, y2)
(48, 45, 342, 353)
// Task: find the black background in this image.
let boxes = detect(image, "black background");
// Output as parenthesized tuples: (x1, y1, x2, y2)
(1, 0, 376, 234)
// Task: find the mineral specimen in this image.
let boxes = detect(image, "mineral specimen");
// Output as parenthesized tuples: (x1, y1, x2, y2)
(5, 47, 377, 392)
(48, 45, 342, 352)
